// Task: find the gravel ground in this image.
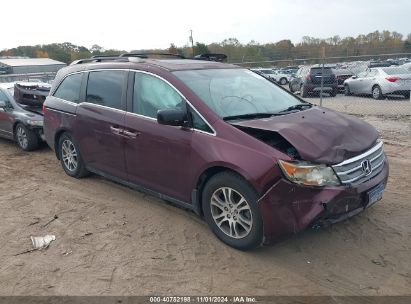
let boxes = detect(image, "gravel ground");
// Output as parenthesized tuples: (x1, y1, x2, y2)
(0, 113, 410, 296)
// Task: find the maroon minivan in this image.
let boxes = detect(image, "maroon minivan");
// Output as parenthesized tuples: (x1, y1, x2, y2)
(43, 55, 389, 250)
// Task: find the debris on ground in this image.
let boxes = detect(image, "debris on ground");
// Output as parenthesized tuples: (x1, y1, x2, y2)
(42, 215, 59, 228)
(31, 235, 56, 250)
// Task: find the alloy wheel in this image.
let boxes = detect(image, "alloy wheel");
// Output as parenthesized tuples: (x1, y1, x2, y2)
(16, 126, 28, 149)
(210, 187, 253, 239)
(372, 86, 381, 99)
(61, 139, 78, 171)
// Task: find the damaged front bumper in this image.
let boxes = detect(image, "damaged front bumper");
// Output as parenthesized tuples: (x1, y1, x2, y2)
(258, 160, 389, 243)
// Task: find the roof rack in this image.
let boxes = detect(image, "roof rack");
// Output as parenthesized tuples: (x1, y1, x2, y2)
(119, 52, 185, 59)
(70, 56, 131, 65)
(70, 52, 227, 66)
(194, 53, 227, 62)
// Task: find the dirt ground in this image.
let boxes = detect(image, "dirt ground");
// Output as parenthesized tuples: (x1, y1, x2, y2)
(0, 114, 410, 296)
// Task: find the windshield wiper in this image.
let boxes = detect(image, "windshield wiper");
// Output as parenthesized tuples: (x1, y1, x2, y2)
(223, 113, 279, 121)
(278, 103, 313, 113)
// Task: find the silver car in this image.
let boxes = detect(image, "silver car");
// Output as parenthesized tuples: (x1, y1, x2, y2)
(344, 67, 411, 99)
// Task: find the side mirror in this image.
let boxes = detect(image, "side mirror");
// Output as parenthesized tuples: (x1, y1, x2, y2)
(157, 108, 188, 127)
(351, 75, 358, 79)
(0, 100, 6, 108)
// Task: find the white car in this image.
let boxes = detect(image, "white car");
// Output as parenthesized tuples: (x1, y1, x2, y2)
(270, 71, 291, 85)
(344, 67, 411, 99)
(402, 62, 411, 72)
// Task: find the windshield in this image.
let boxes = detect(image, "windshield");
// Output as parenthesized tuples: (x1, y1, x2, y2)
(173, 69, 301, 118)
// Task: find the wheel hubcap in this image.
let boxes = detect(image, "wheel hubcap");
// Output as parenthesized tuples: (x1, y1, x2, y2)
(61, 139, 78, 171)
(16, 127, 28, 149)
(373, 88, 379, 98)
(210, 187, 253, 239)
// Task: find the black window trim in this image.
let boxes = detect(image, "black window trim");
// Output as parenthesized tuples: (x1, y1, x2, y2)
(127, 70, 216, 136)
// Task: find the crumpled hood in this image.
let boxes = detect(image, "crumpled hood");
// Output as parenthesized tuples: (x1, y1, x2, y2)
(231, 107, 378, 164)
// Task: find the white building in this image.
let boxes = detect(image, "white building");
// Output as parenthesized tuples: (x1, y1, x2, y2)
(0, 58, 66, 74)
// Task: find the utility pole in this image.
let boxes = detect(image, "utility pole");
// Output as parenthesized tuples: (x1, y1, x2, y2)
(320, 46, 325, 107)
(189, 30, 194, 57)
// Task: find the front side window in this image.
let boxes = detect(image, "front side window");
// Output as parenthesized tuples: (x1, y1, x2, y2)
(357, 71, 368, 78)
(86, 70, 126, 109)
(54, 73, 83, 103)
(173, 69, 301, 119)
(133, 73, 183, 119)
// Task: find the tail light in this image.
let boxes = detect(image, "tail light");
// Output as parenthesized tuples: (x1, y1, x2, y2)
(42, 103, 46, 113)
(386, 76, 400, 82)
(305, 75, 311, 82)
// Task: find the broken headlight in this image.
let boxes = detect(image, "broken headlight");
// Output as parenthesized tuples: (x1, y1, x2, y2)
(278, 160, 340, 186)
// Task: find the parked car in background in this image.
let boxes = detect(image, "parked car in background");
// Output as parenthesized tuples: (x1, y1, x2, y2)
(14, 82, 50, 106)
(289, 65, 338, 97)
(0, 82, 49, 150)
(270, 70, 291, 85)
(402, 62, 411, 72)
(368, 61, 396, 68)
(333, 68, 353, 93)
(344, 67, 411, 99)
(250, 68, 277, 81)
(43, 54, 388, 250)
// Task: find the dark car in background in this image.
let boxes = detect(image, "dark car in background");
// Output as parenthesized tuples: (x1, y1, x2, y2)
(0, 82, 49, 150)
(333, 68, 353, 93)
(43, 55, 388, 250)
(289, 65, 338, 97)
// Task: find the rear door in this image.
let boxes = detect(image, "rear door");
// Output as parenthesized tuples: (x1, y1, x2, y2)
(123, 71, 193, 202)
(361, 69, 378, 94)
(290, 68, 302, 91)
(74, 70, 128, 180)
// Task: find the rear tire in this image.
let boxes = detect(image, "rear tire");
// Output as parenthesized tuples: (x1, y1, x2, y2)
(330, 89, 337, 97)
(202, 172, 263, 251)
(15, 123, 39, 151)
(300, 84, 308, 98)
(372, 85, 383, 100)
(58, 133, 89, 178)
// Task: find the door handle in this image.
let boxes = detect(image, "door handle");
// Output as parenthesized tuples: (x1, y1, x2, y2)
(110, 126, 123, 135)
(123, 130, 141, 138)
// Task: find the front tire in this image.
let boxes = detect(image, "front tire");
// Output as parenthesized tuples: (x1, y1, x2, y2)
(202, 172, 263, 250)
(58, 133, 89, 178)
(344, 84, 352, 96)
(280, 77, 288, 85)
(15, 123, 39, 151)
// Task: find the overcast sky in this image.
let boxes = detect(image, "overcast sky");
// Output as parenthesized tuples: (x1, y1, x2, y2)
(2, 0, 410, 51)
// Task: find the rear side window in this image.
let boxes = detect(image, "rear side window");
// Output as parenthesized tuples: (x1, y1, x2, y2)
(54, 73, 83, 102)
(133, 73, 183, 119)
(86, 71, 126, 110)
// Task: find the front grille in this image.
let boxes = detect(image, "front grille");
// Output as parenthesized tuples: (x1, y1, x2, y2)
(332, 141, 385, 186)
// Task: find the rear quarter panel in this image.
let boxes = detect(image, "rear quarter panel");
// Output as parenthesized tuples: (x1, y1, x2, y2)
(43, 96, 78, 152)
